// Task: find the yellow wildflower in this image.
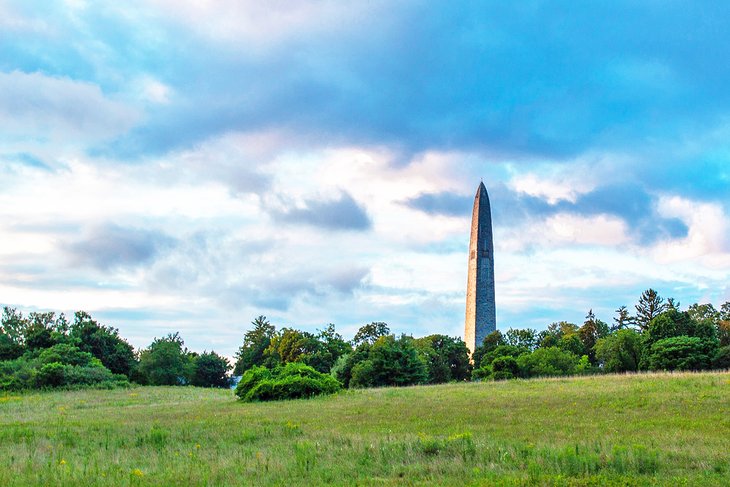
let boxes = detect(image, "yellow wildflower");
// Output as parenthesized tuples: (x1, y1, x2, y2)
(59, 459, 66, 466)
(131, 469, 144, 477)
(195, 443, 201, 449)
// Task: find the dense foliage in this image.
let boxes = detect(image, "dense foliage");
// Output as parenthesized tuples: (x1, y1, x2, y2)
(0, 308, 233, 391)
(4, 289, 729, 394)
(234, 362, 341, 402)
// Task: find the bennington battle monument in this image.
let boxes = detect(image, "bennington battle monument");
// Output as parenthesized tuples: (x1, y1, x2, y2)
(464, 181, 496, 355)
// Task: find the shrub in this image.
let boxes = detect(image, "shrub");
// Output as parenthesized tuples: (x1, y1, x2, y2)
(36, 362, 66, 387)
(235, 363, 341, 402)
(38, 344, 95, 367)
(644, 336, 716, 371)
(517, 347, 581, 377)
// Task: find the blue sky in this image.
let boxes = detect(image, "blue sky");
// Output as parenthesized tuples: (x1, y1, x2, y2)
(2, 1, 729, 357)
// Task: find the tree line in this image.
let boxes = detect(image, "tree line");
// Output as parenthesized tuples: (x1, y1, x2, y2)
(0, 309, 231, 390)
(2, 288, 728, 395)
(233, 289, 730, 400)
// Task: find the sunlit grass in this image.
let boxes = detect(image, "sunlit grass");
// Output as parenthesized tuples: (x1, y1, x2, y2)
(0, 371, 728, 485)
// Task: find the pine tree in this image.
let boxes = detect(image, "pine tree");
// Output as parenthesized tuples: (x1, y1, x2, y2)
(635, 289, 668, 331)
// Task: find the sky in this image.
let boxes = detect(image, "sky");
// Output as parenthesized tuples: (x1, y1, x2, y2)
(2, 1, 730, 357)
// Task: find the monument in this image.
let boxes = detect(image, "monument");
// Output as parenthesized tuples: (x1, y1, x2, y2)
(464, 181, 496, 355)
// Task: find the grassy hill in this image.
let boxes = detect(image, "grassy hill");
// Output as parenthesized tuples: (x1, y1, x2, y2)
(1, 372, 728, 486)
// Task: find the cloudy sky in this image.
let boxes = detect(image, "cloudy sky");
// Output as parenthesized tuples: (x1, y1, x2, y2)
(2, 1, 729, 356)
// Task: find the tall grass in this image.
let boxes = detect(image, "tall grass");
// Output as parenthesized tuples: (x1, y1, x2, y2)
(0, 371, 728, 485)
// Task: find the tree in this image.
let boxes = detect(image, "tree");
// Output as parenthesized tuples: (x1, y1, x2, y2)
(516, 347, 583, 378)
(538, 322, 578, 348)
(471, 330, 504, 367)
(644, 336, 715, 371)
(264, 328, 325, 369)
(1, 307, 28, 347)
(643, 309, 717, 349)
(352, 322, 390, 347)
(413, 334, 470, 383)
(191, 351, 232, 388)
(504, 328, 538, 351)
(137, 333, 194, 385)
(578, 310, 609, 363)
(687, 303, 719, 323)
(612, 306, 634, 331)
(70, 311, 136, 377)
(309, 324, 352, 374)
(595, 329, 642, 373)
(720, 302, 730, 321)
(23, 312, 62, 350)
(635, 289, 668, 331)
(349, 335, 427, 388)
(472, 344, 529, 380)
(712, 346, 730, 369)
(234, 316, 275, 375)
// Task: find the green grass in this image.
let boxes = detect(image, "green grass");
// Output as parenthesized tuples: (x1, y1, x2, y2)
(1, 372, 729, 486)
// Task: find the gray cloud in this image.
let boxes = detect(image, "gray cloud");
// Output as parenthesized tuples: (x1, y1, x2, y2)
(64, 224, 176, 270)
(408, 183, 689, 244)
(403, 191, 472, 217)
(0, 71, 139, 143)
(272, 192, 371, 230)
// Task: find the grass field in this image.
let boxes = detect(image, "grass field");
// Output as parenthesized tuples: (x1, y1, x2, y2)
(0, 372, 728, 486)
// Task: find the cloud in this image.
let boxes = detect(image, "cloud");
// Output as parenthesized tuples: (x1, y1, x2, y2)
(0, 71, 139, 143)
(64, 224, 175, 270)
(402, 191, 472, 217)
(271, 192, 372, 230)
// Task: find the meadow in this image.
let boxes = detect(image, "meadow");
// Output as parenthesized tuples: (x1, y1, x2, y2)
(0, 372, 728, 486)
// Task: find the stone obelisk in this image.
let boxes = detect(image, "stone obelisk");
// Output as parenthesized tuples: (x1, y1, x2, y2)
(464, 181, 496, 355)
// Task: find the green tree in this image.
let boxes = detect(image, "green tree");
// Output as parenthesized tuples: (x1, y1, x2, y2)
(712, 346, 730, 369)
(137, 333, 194, 385)
(264, 328, 324, 369)
(70, 311, 136, 377)
(23, 312, 63, 350)
(308, 324, 352, 374)
(612, 306, 634, 331)
(516, 347, 583, 378)
(645, 336, 715, 371)
(191, 351, 232, 388)
(504, 328, 538, 351)
(352, 322, 390, 347)
(538, 322, 578, 349)
(349, 335, 427, 388)
(595, 329, 642, 373)
(233, 316, 275, 375)
(635, 289, 668, 331)
(413, 334, 470, 383)
(1, 307, 28, 345)
(471, 330, 504, 367)
(472, 344, 529, 380)
(644, 309, 718, 349)
(578, 310, 609, 363)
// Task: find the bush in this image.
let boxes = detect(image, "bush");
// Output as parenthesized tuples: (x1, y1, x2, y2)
(36, 362, 66, 387)
(644, 336, 716, 371)
(38, 344, 95, 367)
(235, 363, 341, 402)
(517, 347, 581, 378)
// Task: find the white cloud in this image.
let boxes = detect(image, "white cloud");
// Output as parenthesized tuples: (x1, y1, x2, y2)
(653, 196, 730, 265)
